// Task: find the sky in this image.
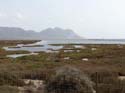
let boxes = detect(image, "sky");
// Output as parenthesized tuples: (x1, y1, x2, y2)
(0, 0, 125, 39)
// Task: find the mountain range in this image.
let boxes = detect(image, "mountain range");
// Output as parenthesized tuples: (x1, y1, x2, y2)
(0, 27, 82, 40)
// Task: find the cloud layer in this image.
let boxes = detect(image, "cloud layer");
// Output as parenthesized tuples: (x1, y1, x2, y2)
(0, 0, 125, 39)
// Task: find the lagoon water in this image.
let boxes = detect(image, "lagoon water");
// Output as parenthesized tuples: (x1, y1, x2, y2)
(3, 39, 125, 58)
(4, 39, 125, 58)
(4, 39, 125, 52)
(4, 44, 63, 52)
(36, 39, 125, 45)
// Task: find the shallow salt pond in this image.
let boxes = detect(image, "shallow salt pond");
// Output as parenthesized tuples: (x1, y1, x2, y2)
(4, 39, 125, 58)
(3, 44, 63, 52)
(3, 42, 64, 58)
(4, 39, 125, 53)
(7, 53, 38, 58)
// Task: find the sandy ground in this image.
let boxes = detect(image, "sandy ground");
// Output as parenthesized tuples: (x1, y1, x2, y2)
(118, 76, 125, 80)
(18, 79, 44, 93)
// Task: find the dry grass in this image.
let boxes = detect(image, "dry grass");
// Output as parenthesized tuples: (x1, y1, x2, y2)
(0, 41, 125, 93)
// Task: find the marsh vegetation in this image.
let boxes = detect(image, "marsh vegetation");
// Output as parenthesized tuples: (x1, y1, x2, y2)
(0, 40, 125, 93)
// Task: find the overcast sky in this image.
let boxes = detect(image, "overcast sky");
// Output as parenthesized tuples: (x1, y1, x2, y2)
(0, 0, 125, 39)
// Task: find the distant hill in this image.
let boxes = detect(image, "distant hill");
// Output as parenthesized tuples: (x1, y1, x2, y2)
(0, 27, 82, 40)
(40, 27, 82, 39)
